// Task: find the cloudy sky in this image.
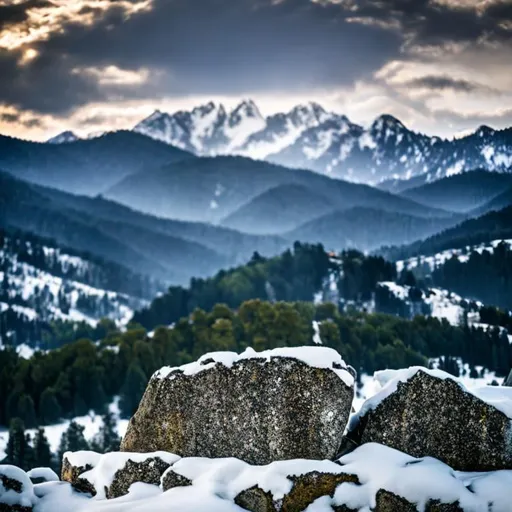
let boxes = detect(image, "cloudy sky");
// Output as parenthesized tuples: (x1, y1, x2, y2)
(0, 0, 511, 140)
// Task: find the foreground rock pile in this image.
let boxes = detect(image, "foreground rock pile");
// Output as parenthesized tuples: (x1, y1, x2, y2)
(3, 347, 512, 512)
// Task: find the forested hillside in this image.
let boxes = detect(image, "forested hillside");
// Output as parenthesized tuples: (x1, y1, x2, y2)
(1, 299, 509, 434)
(0, 228, 159, 348)
(380, 205, 512, 262)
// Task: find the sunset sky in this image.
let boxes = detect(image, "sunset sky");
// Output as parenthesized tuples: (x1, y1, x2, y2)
(1, 0, 511, 140)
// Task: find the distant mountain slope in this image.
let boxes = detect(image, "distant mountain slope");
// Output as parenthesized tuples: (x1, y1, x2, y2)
(286, 207, 462, 252)
(472, 186, 512, 216)
(380, 206, 512, 261)
(105, 155, 452, 224)
(32, 183, 287, 262)
(220, 184, 335, 234)
(0, 131, 193, 195)
(0, 172, 227, 284)
(399, 170, 512, 213)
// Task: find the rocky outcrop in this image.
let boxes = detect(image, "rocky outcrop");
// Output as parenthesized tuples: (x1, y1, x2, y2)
(62, 451, 179, 499)
(345, 368, 512, 471)
(0, 465, 36, 512)
(121, 347, 355, 464)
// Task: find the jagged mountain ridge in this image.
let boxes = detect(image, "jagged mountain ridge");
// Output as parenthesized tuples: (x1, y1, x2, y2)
(130, 101, 512, 185)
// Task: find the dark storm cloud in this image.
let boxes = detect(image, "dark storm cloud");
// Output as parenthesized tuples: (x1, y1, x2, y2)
(345, 0, 512, 47)
(404, 75, 495, 93)
(1, 0, 511, 118)
(0, 110, 42, 127)
(0, 0, 47, 29)
(0, 0, 402, 114)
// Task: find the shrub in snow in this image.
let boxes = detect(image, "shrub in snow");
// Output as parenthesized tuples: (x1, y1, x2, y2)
(62, 451, 179, 499)
(121, 347, 355, 464)
(344, 367, 512, 471)
(0, 465, 36, 511)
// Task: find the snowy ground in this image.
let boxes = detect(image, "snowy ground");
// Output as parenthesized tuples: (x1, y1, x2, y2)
(0, 245, 146, 331)
(378, 281, 476, 326)
(0, 400, 129, 461)
(396, 239, 512, 273)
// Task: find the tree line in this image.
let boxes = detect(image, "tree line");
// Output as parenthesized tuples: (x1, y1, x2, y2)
(1, 298, 510, 432)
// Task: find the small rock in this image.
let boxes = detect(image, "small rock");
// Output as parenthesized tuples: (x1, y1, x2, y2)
(61, 451, 100, 495)
(121, 347, 355, 464)
(346, 369, 512, 471)
(0, 465, 36, 512)
(160, 468, 192, 492)
(63, 451, 180, 499)
(234, 471, 359, 512)
(26, 468, 59, 485)
(105, 455, 174, 499)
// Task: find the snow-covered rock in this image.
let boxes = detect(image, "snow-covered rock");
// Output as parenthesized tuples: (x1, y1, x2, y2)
(62, 451, 179, 499)
(44, 444, 512, 511)
(345, 367, 512, 471)
(121, 346, 355, 464)
(0, 464, 37, 511)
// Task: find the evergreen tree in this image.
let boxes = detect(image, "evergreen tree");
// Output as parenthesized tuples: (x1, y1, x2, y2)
(17, 394, 37, 428)
(92, 411, 121, 453)
(58, 421, 89, 463)
(4, 418, 29, 469)
(119, 363, 147, 419)
(39, 388, 62, 424)
(33, 427, 54, 469)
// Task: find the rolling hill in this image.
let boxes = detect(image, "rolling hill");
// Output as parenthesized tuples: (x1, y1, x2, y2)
(286, 207, 462, 252)
(0, 131, 193, 195)
(399, 170, 512, 213)
(0, 172, 232, 284)
(220, 184, 336, 234)
(380, 205, 512, 261)
(105, 155, 453, 224)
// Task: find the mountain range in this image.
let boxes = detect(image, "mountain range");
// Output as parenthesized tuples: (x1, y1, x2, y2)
(48, 100, 512, 186)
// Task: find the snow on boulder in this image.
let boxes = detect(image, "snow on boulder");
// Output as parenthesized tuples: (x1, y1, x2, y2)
(121, 347, 355, 464)
(63, 451, 179, 499)
(344, 367, 512, 471)
(0, 465, 37, 511)
(160, 456, 359, 512)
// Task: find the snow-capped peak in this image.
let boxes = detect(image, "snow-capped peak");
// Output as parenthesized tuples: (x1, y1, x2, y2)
(47, 131, 80, 144)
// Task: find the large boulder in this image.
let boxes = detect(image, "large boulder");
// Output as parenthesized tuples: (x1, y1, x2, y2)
(0, 465, 36, 512)
(121, 347, 355, 464)
(62, 451, 179, 499)
(344, 368, 512, 471)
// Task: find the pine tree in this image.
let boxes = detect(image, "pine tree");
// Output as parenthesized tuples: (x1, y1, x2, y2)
(92, 411, 121, 453)
(33, 427, 54, 469)
(39, 388, 62, 424)
(58, 421, 90, 463)
(119, 363, 147, 419)
(17, 394, 37, 428)
(4, 418, 29, 469)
